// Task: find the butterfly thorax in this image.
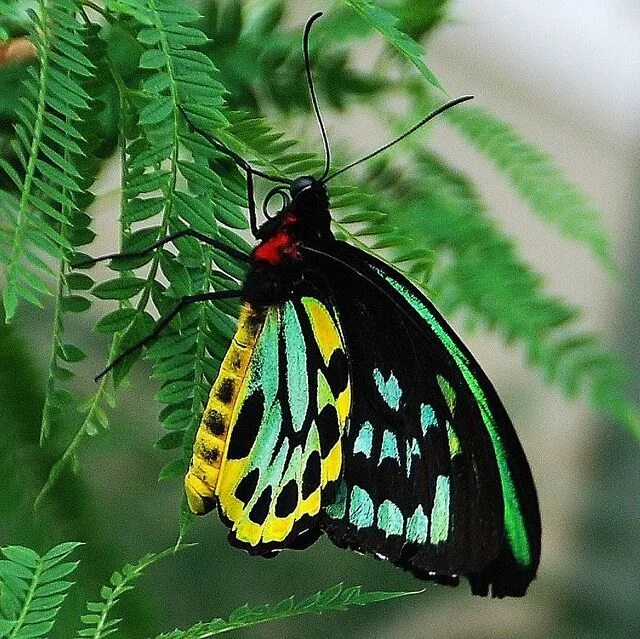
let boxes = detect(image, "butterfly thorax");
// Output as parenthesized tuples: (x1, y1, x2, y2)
(244, 176, 333, 305)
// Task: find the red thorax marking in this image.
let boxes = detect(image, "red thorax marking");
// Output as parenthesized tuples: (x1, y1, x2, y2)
(252, 213, 301, 265)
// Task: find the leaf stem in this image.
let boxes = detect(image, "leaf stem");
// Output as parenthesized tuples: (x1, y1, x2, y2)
(7, 557, 44, 639)
(81, 0, 106, 16)
(34, 353, 113, 510)
(90, 546, 193, 639)
(40, 261, 66, 444)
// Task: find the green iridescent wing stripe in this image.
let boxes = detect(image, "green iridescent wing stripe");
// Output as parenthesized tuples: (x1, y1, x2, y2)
(306, 241, 540, 597)
(214, 295, 350, 555)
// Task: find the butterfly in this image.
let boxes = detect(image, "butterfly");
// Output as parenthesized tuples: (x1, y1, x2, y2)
(94, 12, 540, 598)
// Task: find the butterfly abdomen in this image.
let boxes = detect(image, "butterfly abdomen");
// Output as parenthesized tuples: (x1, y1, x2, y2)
(184, 303, 267, 514)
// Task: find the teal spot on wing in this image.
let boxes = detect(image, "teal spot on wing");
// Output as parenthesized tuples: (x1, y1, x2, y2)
(406, 505, 429, 544)
(430, 474, 450, 544)
(353, 421, 374, 458)
(406, 438, 421, 476)
(446, 421, 461, 458)
(247, 432, 289, 518)
(247, 399, 282, 471)
(316, 370, 333, 411)
(437, 375, 456, 414)
(420, 404, 437, 434)
(248, 307, 279, 404)
(377, 268, 533, 567)
(282, 302, 308, 432)
(373, 368, 402, 410)
(379, 430, 399, 465)
(325, 479, 347, 519)
(377, 500, 404, 536)
(349, 486, 374, 528)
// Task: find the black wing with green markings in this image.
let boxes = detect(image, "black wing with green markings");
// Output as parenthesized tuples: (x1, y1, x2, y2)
(303, 241, 541, 597)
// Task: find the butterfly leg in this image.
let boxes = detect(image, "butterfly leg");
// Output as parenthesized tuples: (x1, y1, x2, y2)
(178, 106, 291, 238)
(75, 229, 250, 268)
(95, 289, 243, 381)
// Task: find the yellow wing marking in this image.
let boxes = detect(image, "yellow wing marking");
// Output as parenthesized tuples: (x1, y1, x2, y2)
(303, 297, 342, 365)
(184, 303, 266, 514)
(187, 297, 352, 552)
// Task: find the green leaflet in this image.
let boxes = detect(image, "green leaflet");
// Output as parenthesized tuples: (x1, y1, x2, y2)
(341, 0, 443, 91)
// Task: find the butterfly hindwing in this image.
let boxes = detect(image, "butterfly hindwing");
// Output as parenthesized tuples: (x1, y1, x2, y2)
(305, 241, 540, 597)
(185, 297, 350, 555)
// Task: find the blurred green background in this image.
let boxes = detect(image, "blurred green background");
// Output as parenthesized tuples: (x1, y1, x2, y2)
(1, 0, 639, 637)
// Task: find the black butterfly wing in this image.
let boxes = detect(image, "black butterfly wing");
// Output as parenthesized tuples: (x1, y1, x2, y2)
(303, 241, 541, 597)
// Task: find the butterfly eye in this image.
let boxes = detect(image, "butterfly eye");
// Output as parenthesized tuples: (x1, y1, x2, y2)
(262, 186, 291, 219)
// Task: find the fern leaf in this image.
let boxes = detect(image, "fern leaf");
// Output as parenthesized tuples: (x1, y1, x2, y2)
(0, 4, 105, 450)
(36, 27, 121, 456)
(0, 542, 81, 639)
(149, 584, 419, 639)
(77, 545, 192, 639)
(34, 0, 231, 498)
(387, 0, 451, 41)
(34, 375, 117, 510)
(39, 264, 78, 444)
(114, 0, 244, 487)
(35, 0, 247, 495)
(445, 104, 617, 272)
(39, 134, 103, 446)
(341, 0, 442, 90)
(0, 0, 92, 321)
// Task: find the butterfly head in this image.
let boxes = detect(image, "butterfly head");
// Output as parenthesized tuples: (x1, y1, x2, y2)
(290, 175, 329, 211)
(252, 175, 331, 267)
(287, 175, 332, 244)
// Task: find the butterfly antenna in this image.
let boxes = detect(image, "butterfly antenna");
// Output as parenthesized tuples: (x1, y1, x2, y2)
(303, 12, 331, 181)
(324, 95, 474, 182)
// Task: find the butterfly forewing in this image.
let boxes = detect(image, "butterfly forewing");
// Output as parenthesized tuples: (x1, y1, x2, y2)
(185, 296, 351, 554)
(306, 242, 540, 597)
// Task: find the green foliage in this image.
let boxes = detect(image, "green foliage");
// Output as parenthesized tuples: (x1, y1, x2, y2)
(357, 152, 638, 437)
(0, 542, 82, 638)
(342, 0, 442, 90)
(0, 542, 415, 639)
(151, 584, 418, 639)
(201, 0, 386, 113)
(389, 0, 450, 41)
(0, 0, 92, 322)
(76, 546, 193, 639)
